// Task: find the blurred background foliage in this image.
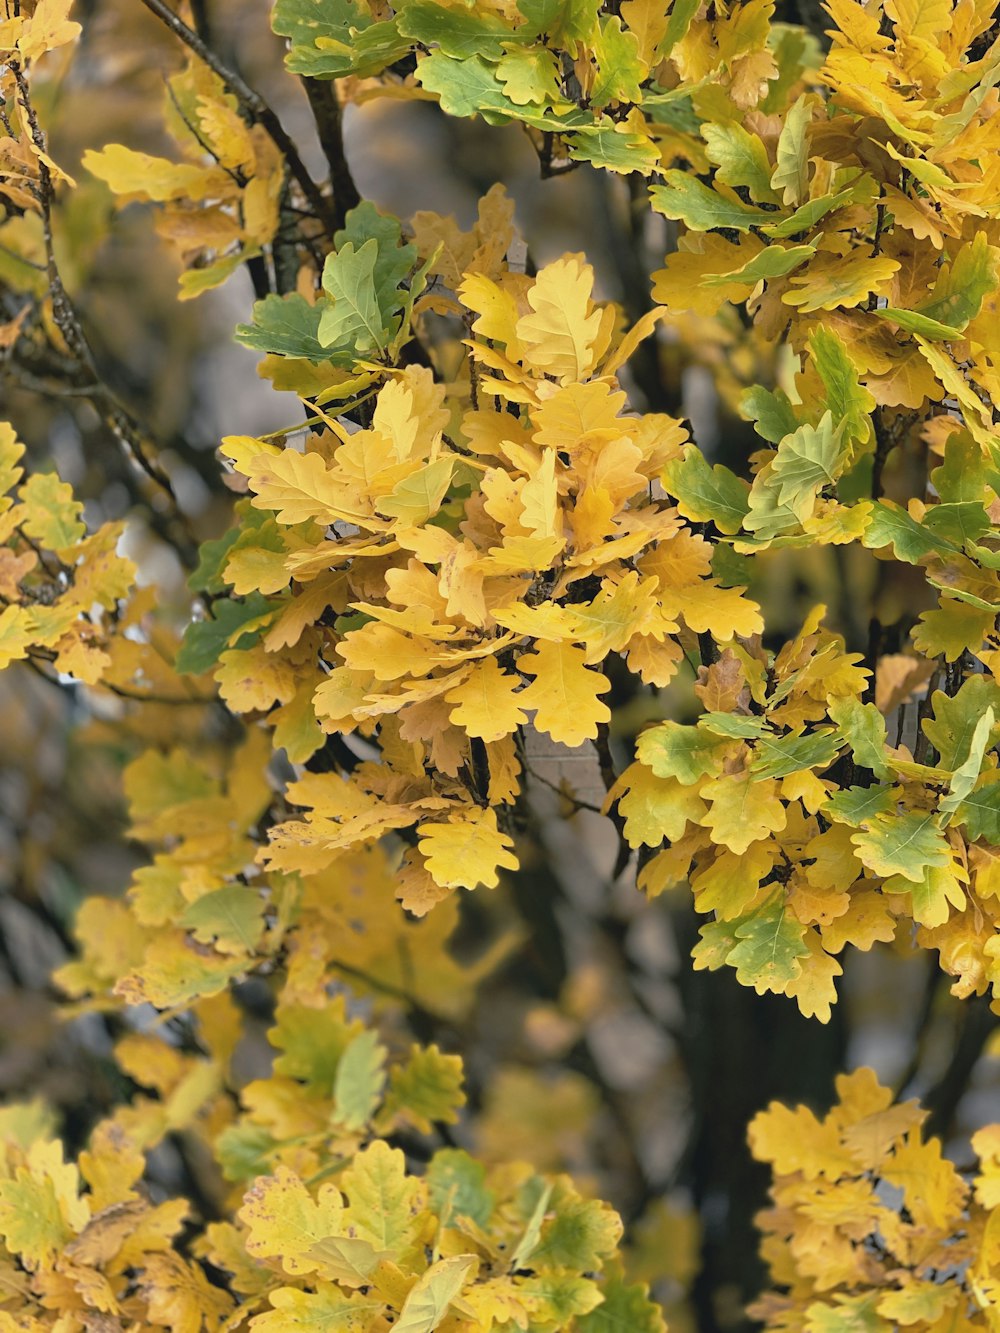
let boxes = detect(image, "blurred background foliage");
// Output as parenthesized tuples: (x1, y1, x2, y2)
(2, 4, 997, 1329)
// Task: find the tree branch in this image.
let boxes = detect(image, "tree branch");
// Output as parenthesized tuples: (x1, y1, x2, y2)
(136, 0, 334, 230)
(300, 78, 360, 232)
(12, 63, 200, 564)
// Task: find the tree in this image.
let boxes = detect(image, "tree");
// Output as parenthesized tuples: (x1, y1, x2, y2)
(2, 0, 1000, 1327)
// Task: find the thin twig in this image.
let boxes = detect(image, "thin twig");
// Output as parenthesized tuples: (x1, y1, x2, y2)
(526, 763, 605, 814)
(12, 63, 201, 562)
(137, 0, 334, 229)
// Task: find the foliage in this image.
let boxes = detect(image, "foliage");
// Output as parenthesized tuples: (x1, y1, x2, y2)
(6, 0, 1000, 1327)
(750, 1068, 1000, 1329)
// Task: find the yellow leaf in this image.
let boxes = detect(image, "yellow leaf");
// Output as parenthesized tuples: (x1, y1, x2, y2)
(783, 254, 901, 313)
(515, 255, 604, 382)
(239, 1166, 345, 1276)
(196, 94, 256, 173)
(16, 0, 80, 60)
(139, 1252, 233, 1333)
(698, 771, 788, 854)
(517, 640, 612, 747)
(339, 1141, 426, 1256)
(0, 604, 35, 669)
(394, 1255, 477, 1333)
(253, 1284, 383, 1333)
(748, 1101, 853, 1181)
(445, 657, 528, 742)
(246, 448, 378, 528)
(84, 144, 234, 203)
(781, 928, 842, 1023)
(418, 808, 518, 890)
(611, 763, 708, 847)
(216, 643, 299, 712)
(881, 1135, 968, 1230)
(459, 272, 523, 351)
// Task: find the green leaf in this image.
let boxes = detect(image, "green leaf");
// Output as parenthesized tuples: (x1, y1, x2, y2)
(809, 327, 874, 447)
(377, 457, 455, 525)
(922, 500, 992, 545)
(590, 16, 644, 108)
(955, 773, 1000, 843)
(396, 1, 519, 57)
(822, 784, 895, 826)
(273, 0, 408, 78)
(805, 1293, 883, 1333)
(426, 1149, 495, 1228)
(922, 678, 1000, 768)
(892, 860, 966, 928)
(175, 593, 278, 676)
(650, 171, 777, 231)
(254, 1284, 383, 1332)
(180, 886, 265, 954)
(384, 1046, 465, 1135)
(576, 1266, 667, 1332)
(567, 122, 661, 174)
(640, 87, 699, 133)
(517, 0, 600, 47)
(332, 1031, 387, 1132)
(414, 51, 518, 122)
(728, 893, 809, 991)
(711, 543, 753, 587)
(699, 713, 768, 738)
(19, 472, 85, 550)
(307, 1236, 389, 1287)
(214, 1122, 276, 1183)
(692, 917, 742, 971)
(850, 810, 951, 883)
(915, 231, 998, 331)
(319, 239, 390, 355)
(271, 998, 364, 1089)
(828, 697, 889, 780)
(769, 412, 848, 513)
(527, 1181, 623, 1273)
(340, 1141, 423, 1254)
(661, 445, 750, 534)
(749, 728, 840, 780)
(702, 122, 779, 202)
(875, 307, 963, 340)
(496, 46, 563, 104)
(0, 1165, 73, 1268)
(391, 250, 436, 359)
(862, 500, 959, 562)
(518, 1276, 604, 1322)
(932, 431, 997, 504)
(741, 385, 800, 443)
(511, 1181, 554, 1270)
(762, 24, 821, 113)
(770, 94, 811, 205)
(636, 721, 728, 784)
(940, 707, 995, 814)
(188, 526, 241, 595)
(760, 176, 875, 239)
(659, 0, 701, 54)
(235, 293, 326, 360)
(703, 241, 817, 286)
(743, 463, 807, 539)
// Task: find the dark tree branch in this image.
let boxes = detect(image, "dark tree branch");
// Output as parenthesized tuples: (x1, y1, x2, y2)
(300, 78, 360, 232)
